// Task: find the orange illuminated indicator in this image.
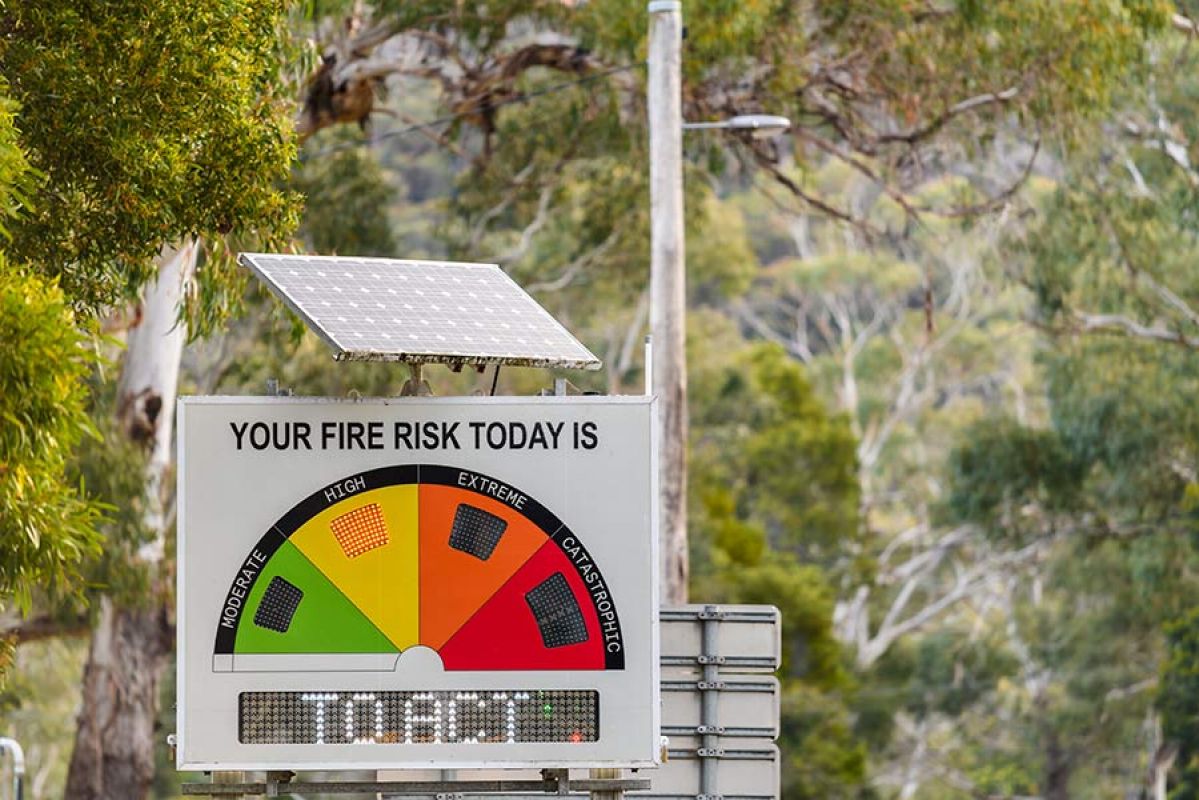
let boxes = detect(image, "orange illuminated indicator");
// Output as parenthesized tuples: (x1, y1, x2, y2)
(330, 503, 389, 558)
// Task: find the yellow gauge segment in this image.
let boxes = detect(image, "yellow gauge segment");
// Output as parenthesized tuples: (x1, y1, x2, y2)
(289, 484, 420, 649)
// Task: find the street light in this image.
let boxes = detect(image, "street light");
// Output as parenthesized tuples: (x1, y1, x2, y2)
(648, 0, 792, 606)
(682, 114, 792, 137)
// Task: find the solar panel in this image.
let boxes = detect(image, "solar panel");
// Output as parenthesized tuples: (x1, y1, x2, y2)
(525, 572, 590, 649)
(238, 253, 601, 370)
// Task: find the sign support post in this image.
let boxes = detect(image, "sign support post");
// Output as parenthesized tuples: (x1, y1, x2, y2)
(590, 767, 623, 800)
(211, 771, 243, 799)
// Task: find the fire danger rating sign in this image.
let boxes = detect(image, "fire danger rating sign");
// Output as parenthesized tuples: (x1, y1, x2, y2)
(176, 396, 659, 771)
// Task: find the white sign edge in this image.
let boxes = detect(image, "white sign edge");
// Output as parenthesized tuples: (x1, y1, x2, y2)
(174, 393, 660, 771)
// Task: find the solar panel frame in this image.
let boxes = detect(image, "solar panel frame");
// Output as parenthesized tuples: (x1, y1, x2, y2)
(238, 253, 601, 370)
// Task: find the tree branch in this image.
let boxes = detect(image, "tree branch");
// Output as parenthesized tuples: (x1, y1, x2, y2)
(615, 289, 650, 379)
(1173, 13, 1199, 36)
(750, 151, 882, 237)
(877, 87, 1021, 146)
(1073, 311, 1199, 349)
(1, 613, 92, 644)
(916, 136, 1042, 218)
(467, 162, 537, 250)
(524, 228, 620, 294)
(855, 537, 1048, 668)
(495, 182, 554, 265)
(730, 299, 812, 361)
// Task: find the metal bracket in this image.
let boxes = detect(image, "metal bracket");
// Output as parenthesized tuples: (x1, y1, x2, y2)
(181, 777, 651, 796)
(699, 609, 722, 798)
(264, 378, 293, 397)
(543, 768, 569, 795)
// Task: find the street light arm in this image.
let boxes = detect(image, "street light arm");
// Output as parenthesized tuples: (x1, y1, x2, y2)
(682, 114, 791, 137)
(681, 121, 734, 130)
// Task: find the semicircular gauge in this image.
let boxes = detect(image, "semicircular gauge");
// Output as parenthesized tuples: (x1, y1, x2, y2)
(214, 465, 625, 672)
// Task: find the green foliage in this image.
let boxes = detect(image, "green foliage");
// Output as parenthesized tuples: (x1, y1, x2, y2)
(0, 79, 104, 615)
(0, 258, 102, 610)
(1162, 608, 1199, 799)
(0, 0, 304, 618)
(691, 327, 861, 561)
(0, 88, 36, 241)
(1047, 341, 1199, 523)
(957, 40, 1199, 791)
(295, 132, 399, 257)
(687, 315, 866, 795)
(0, 638, 87, 799)
(782, 685, 870, 800)
(1, 0, 300, 322)
(69, 394, 156, 606)
(819, 0, 1166, 128)
(947, 417, 1085, 534)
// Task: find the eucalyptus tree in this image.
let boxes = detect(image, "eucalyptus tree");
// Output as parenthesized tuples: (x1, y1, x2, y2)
(930, 31, 1199, 797)
(0, 91, 101, 620)
(0, 2, 298, 797)
(277, 3, 1193, 794)
(289, 0, 1175, 606)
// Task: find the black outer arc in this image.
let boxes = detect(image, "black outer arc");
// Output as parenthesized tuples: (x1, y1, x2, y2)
(214, 464, 626, 669)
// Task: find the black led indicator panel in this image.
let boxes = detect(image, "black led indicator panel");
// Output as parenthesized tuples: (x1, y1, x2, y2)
(449, 503, 508, 561)
(253, 577, 303, 633)
(239, 690, 599, 745)
(525, 573, 590, 649)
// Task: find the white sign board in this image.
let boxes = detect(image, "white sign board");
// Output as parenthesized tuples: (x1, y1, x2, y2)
(176, 396, 658, 771)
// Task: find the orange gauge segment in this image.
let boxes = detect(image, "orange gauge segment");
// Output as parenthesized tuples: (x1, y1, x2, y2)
(418, 484, 549, 650)
(289, 484, 420, 650)
(438, 540, 605, 671)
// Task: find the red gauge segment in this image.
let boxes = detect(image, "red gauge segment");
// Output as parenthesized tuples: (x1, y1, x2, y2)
(438, 541, 605, 671)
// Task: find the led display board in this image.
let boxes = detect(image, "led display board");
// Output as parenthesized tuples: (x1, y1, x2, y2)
(176, 396, 658, 770)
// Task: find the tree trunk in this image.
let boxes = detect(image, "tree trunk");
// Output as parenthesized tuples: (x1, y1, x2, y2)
(65, 240, 197, 800)
(64, 600, 174, 799)
(1044, 727, 1073, 800)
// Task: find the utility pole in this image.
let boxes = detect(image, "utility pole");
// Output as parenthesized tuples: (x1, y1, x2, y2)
(647, 0, 687, 603)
